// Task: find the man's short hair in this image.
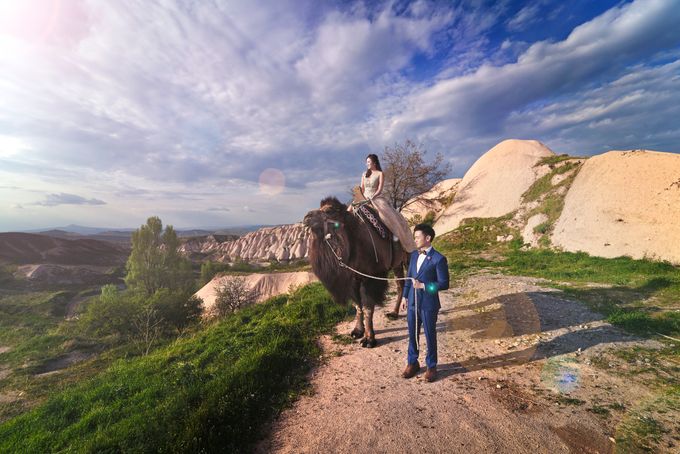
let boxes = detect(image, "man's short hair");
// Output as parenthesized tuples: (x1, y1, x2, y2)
(414, 223, 435, 240)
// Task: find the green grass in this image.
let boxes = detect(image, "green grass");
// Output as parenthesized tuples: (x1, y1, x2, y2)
(0, 283, 346, 453)
(498, 249, 680, 336)
(436, 213, 520, 253)
(227, 259, 311, 274)
(519, 157, 583, 248)
(535, 154, 583, 167)
(615, 387, 678, 453)
(0, 290, 70, 356)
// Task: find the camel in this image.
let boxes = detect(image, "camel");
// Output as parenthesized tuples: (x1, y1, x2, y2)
(303, 197, 409, 347)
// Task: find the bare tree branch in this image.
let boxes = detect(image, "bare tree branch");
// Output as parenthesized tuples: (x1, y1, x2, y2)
(381, 140, 452, 211)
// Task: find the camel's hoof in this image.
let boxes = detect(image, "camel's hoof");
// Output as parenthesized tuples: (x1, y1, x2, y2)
(360, 338, 377, 348)
(350, 329, 365, 339)
(385, 311, 399, 320)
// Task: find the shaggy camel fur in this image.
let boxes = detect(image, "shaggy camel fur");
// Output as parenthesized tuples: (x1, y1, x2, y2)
(303, 197, 408, 347)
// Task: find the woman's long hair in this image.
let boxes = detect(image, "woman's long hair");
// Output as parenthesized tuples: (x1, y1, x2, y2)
(365, 154, 382, 178)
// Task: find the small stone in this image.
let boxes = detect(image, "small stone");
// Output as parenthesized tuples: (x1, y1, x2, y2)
(609, 437, 616, 444)
(496, 384, 502, 389)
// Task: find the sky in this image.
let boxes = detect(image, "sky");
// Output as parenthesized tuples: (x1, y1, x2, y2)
(1, 0, 679, 231)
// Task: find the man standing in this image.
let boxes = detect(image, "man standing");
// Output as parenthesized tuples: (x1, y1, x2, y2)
(400, 224, 449, 382)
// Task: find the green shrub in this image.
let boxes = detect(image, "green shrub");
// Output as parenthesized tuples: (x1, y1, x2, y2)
(199, 261, 229, 287)
(79, 285, 141, 340)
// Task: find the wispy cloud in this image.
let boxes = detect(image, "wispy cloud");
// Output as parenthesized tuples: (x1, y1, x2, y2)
(506, 5, 542, 32)
(33, 193, 106, 207)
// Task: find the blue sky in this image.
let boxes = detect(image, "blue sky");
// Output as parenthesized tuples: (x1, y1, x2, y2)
(1, 0, 679, 231)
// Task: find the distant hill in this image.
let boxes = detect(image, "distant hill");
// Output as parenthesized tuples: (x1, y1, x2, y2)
(14, 224, 268, 245)
(0, 232, 129, 266)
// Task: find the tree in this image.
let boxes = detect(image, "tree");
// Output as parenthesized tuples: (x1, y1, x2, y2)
(381, 140, 452, 212)
(80, 284, 141, 340)
(131, 304, 163, 356)
(125, 216, 194, 295)
(212, 276, 259, 317)
(199, 261, 229, 287)
(148, 288, 203, 335)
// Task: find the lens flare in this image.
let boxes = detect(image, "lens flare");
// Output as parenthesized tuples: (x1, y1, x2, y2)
(0, 0, 61, 43)
(541, 356, 581, 393)
(258, 168, 285, 196)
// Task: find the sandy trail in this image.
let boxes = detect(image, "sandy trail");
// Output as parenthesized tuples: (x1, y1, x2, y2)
(257, 272, 665, 454)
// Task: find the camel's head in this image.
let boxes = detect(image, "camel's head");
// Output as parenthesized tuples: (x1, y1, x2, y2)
(303, 196, 348, 239)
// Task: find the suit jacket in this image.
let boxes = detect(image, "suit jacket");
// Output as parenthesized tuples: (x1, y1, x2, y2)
(402, 247, 449, 311)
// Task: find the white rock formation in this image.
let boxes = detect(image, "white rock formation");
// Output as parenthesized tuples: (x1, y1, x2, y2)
(196, 271, 318, 315)
(401, 178, 461, 223)
(179, 223, 310, 262)
(552, 150, 680, 264)
(434, 139, 554, 234)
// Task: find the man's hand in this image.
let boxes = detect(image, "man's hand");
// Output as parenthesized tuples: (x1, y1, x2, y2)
(401, 298, 407, 312)
(413, 280, 425, 289)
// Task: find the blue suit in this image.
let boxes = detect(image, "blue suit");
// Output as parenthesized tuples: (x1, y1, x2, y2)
(402, 247, 449, 369)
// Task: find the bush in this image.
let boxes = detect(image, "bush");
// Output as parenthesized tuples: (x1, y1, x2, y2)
(199, 261, 229, 287)
(148, 289, 203, 335)
(80, 286, 203, 347)
(79, 285, 141, 340)
(213, 276, 259, 317)
(422, 210, 436, 226)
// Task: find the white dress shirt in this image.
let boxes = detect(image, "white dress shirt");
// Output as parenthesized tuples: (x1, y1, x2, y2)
(416, 246, 432, 273)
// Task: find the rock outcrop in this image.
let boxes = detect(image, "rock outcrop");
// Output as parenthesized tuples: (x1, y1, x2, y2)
(196, 271, 318, 315)
(552, 150, 680, 263)
(434, 140, 554, 233)
(401, 178, 461, 224)
(179, 224, 310, 263)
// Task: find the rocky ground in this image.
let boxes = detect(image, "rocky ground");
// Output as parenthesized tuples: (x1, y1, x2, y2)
(256, 272, 676, 453)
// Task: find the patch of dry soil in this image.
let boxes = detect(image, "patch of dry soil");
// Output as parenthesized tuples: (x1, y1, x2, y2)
(257, 272, 666, 453)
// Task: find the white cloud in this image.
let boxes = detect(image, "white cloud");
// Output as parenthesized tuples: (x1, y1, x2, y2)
(380, 0, 680, 152)
(33, 193, 106, 207)
(506, 4, 541, 32)
(1, 0, 679, 230)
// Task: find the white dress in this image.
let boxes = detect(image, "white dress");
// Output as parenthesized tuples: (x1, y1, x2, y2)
(362, 172, 417, 253)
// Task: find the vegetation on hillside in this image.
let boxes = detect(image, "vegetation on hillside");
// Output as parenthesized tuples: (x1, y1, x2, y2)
(521, 155, 585, 247)
(0, 283, 346, 453)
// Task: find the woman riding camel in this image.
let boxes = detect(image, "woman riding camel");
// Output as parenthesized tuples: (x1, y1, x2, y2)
(355, 154, 417, 253)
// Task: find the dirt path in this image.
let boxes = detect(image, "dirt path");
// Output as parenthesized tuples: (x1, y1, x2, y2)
(257, 272, 667, 453)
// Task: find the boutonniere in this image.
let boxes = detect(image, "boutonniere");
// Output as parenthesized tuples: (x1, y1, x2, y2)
(427, 256, 431, 261)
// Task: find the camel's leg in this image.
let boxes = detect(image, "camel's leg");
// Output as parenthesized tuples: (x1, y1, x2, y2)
(385, 261, 406, 320)
(350, 302, 365, 339)
(358, 282, 377, 348)
(360, 305, 377, 348)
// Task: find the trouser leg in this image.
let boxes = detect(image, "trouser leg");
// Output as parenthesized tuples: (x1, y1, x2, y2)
(407, 305, 422, 365)
(421, 308, 438, 369)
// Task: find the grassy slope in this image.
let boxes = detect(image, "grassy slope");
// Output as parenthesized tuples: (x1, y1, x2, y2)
(0, 283, 345, 453)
